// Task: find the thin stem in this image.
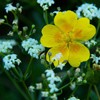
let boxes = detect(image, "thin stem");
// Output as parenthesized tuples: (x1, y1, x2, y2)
(59, 78, 74, 91)
(13, 68, 20, 77)
(5, 71, 29, 100)
(24, 57, 33, 78)
(94, 19, 100, 39)
(87, 85, 92, 100)
(3, 23, 12, 28)
(43, 10, 48, 24)
(69, 86, 79, 97)
(94, 85, 100, 100)
(22, 81, 32, 100)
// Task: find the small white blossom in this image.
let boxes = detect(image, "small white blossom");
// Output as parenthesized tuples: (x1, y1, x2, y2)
(70, 82, 76, 90)
(85, 40, 97, 47)
(3, 54, 21, 70)
(0, 19, 5, 24)
(54, 76, 62, 82)
(76, 3, 98, 20)
(56, 62, 65, 70)
(91, 54, 100, 64)
(28, 86, 35, 92)
(50, 94, 58, 100)
(18, 6, 23, 13)
(45, 69, 55, 77)
(77, 76, 83, 82)
(0, 39, 16, 53)
(22, 38, 45, 59)
(49, 84, 58, 93)
(36, 83, 42, 90)
(75, 68, 80, 76)
(52, 53, 62, 61)
(12, 19, 18, 24)
(47, 76, 61, 84)
(37, 0, 54, 10)
(5, 3, 17, 13)
(7, 31, 14, 36)
(41, 91, 49, 97)
(68, 96, 80, 100)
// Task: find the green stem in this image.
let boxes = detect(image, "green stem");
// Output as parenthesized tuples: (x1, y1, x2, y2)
(94, 19, 100, 39)
(13, 68, 20, 77)
(5, 71, 29, 100)
(22, 81, 32, 100)
(59, 78, 74, 91)
(94, 85, 100, 100)
(43, 10, 48, 24)
(87, 85, 92, 100)
(69, 86, 79, 97)
(3, 23, 12, 28)
(24, 57, 33, 78)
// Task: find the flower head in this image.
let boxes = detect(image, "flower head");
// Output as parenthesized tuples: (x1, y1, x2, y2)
(3, 54, 21, 70)
(5, 3, 17, 13)
(37, 0, 54, 10)
(0, 39, 16, 53)
(41, 10, 96, 67)
(76, 3, 98, 20)
(22, 38, 45, 59)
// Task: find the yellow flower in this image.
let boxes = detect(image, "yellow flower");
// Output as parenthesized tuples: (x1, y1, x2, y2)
(40, 10, 96, 67)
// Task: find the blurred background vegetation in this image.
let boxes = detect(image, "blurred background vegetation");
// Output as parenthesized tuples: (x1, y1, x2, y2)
(0, 0, 100, 100)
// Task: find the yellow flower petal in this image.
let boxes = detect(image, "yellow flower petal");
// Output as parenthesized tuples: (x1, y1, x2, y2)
(72, 18, 96, 41)
(54, 10, 77, 33)
(40, 24, 64, 47)
(68, 42, 90, 67)
(46, 44, 69, 66)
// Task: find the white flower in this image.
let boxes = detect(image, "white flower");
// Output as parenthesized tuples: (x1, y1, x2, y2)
(0, 19, 5, 24)
(5, 3, 17, 13)
(56, 62, 65, 70)
(91, 54, 100, 64)
(49, 84, 58, 93)
(22, 38, 45, 59)
(74, 68, 80, 76)
(76, 3, 98, 20)
(85, 40, 97, 47)
(41, 91, 49, 97)
(45, 69, 55, 77)
(36, 83, 42, 90)
(37, 0, 54, 10)
(28, 86, 35, 92)
(68, 97, 80, 100)
(0, 39, 16, 53)
(12, 19, 18, 24)
(50, 94, 58, 100)
(7, 31, 14, 36)
(52, 53, 62, 61)
(70, 82, 76, 90)
(3, 54, 21, 70)
(77, 76, 83, 82)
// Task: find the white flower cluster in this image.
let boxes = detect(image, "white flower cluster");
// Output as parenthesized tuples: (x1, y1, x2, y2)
(0, 39, 16, 53)
(3, 54, 21, 70)
(68, 96, 80, 100)
(76, 3, 100, 19)
(22, 38, 45, 59)
(84, 40, 97, 48)
(45, 69, 61, 93)
(91, 54, 100, 64)
(37, 0, 55, 10)
(5, 3, 22, 13)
